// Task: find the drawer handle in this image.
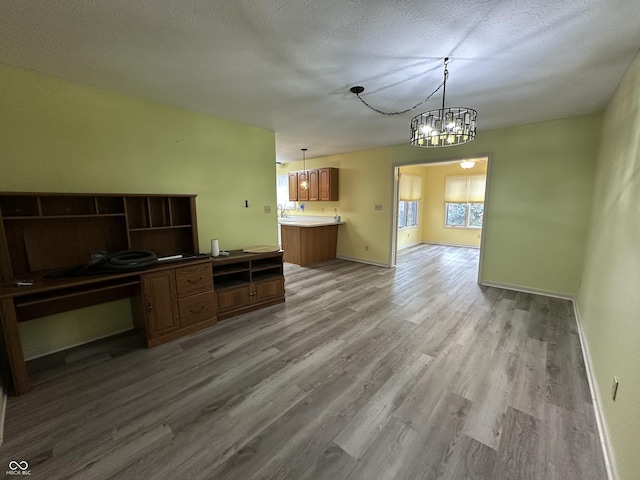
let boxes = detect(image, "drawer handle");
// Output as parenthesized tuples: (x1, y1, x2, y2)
(187, 277, 203, 284)
(190, 306, 206, 314)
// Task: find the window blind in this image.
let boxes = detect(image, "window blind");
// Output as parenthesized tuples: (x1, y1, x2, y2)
(399, 173, 422, 201)
(444, 174, 486, 203)
(468, 174, 486, 202)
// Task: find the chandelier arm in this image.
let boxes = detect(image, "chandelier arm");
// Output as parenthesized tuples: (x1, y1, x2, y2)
(353, 80, 446, 116)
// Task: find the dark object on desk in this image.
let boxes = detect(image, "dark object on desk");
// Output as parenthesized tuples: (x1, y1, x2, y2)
(59, 250, 159, 276)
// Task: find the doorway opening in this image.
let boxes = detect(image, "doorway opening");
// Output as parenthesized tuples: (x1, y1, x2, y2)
(390, 156, 490, 283)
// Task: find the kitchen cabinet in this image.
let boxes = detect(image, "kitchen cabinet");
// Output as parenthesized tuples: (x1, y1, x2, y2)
(318, 167, 339, 201)
(212, 250, 285, 320)
(297, 171, 309, 201)
(288, 172, 298, 201)
(136, 260, 216, 347)
(280, 223, 339, 266)
(285, 168, 339, 202)
(308, 169, 319, 201)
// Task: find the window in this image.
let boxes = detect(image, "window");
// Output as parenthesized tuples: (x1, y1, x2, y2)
(398, 200, 418, 228)
(444, 174, 485, 228)
(276, 175, 294, 211)
(398, 173, 422, 229)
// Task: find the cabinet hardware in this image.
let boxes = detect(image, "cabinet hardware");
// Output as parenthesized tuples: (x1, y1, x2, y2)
(187, 277, 202, 284)
(147, 303, 153, 311)
(190, 306, 206, 313)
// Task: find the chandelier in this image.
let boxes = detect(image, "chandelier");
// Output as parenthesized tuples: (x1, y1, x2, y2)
(350, 58, 477, 148)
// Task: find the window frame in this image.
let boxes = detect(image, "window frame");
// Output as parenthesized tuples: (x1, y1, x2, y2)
(398, 200, 419, 229)
(444, 201, 483, 229)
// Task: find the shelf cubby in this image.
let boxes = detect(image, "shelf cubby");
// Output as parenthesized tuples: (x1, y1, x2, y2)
(40, 196, 96, 216)
(0, 195, 40, 217)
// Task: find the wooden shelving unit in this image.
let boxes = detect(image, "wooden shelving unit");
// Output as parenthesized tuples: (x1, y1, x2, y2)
(0, 192, 199, 283)
(212, 250, 285, 320)
(0, 191, 207, 395)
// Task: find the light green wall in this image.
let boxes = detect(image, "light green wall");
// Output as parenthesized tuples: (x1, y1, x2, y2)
(0, 63, 277, 358)
(420, 161, 487, 248)
(279, 113, 601, 294)
(577, 52, 640, 480)
(392, 114, 602, 296)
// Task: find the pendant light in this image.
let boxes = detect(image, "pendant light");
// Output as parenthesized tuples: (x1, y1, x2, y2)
(299, 148, 309, 190)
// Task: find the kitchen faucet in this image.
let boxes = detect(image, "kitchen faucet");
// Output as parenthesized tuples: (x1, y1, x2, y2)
(277, 204, 287, 218)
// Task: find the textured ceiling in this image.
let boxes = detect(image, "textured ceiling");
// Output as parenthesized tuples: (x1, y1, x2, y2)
(1, 0, 639, 163)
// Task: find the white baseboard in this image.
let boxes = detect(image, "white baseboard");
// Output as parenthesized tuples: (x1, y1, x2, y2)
(422, 241, 480, 249)
(572, 300, 619, 480)
(397, 241, 422, 250)
(479, 280, 573, 300)
(335, 255, 390, 268)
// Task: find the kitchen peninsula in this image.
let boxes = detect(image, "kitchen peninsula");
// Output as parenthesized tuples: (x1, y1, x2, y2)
(278, 216, 345, 266)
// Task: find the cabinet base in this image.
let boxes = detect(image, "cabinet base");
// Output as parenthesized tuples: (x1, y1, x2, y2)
(217, 297, 285, 321)
(142, 317, 217, 348)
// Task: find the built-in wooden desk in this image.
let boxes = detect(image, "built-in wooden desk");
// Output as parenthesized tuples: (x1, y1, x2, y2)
(0, 192, 204, 395)
(0, 257, 215, 395)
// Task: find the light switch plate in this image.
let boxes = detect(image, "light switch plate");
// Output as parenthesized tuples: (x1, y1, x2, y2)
(264, 205, 271, 214)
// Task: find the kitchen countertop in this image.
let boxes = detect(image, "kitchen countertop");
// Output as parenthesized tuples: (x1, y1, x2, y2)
(278, 216, 345, 227)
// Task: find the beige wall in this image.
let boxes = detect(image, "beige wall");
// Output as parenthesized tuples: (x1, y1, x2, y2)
(396, 162, 488, 249)
(277, 148, 394, 265)
(577, 52, 640, 480)
(420, 161, 488, 248)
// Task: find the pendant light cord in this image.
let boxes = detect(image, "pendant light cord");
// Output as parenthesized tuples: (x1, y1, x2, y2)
(352, 81, 445, 116)
(350, 58, 449, 116)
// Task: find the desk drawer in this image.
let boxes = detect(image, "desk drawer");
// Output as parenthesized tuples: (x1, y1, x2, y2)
(175, 263, 213, 297)
(178, 291, 216, 328)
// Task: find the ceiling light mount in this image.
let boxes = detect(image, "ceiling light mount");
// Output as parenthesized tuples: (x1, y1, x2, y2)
(459, 160, 476, 169)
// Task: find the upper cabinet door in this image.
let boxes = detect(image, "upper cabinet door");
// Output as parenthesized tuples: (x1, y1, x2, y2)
(297, 172, 309, 201)
(288, 172, 298, 202)
(319, 168, 339, 201)
(308, 170, 319, 201)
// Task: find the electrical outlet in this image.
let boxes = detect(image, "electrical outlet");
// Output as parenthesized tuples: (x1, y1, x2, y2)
(374, 204, 383, 211)
(365, 245, 369, 251)
(264, 205, 271, 214)
(612, 376, 619, 401)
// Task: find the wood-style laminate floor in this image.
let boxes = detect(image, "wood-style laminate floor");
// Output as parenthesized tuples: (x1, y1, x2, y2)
(1, 244, 607, 480)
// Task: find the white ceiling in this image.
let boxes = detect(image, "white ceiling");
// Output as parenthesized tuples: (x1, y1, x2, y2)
(1, 0, 639, 163)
